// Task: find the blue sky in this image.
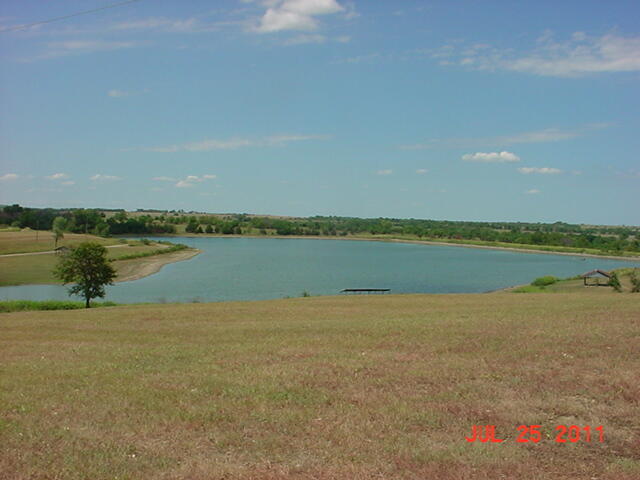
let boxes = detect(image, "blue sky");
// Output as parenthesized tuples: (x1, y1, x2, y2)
(0, 0, 638, 225)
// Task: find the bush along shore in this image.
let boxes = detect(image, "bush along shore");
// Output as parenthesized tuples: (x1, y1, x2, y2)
(109, 241, 189, 262)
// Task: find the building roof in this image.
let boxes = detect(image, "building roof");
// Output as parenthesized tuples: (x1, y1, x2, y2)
(581, 269, 611, 278)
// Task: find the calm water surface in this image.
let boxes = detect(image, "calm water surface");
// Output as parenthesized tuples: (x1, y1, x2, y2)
(1, 237, 638, 303)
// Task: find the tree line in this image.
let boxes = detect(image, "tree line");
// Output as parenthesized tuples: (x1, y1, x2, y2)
(1, 204, 639, 254)
(0, 205, 176, 235)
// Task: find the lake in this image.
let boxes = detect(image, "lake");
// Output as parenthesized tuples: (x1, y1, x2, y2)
(1, 237, 638, 303)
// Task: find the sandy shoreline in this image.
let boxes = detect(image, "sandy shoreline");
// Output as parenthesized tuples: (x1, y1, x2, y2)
(148, 233, 640, 262)
(114, 249, 201, 283)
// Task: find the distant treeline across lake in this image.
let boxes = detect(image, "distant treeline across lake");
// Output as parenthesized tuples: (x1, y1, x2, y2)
(1, 237, 638, 304)
(2, 204, 640, 255)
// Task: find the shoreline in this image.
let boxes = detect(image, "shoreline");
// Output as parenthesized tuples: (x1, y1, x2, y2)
(113, 248, 201, 283)
(145, 233, 640, 262)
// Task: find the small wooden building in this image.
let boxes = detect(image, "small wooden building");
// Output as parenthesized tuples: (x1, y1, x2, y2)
(581, 269, 611, 286)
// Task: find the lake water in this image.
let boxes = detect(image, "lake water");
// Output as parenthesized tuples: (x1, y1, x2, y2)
(1, 237, 638, 303)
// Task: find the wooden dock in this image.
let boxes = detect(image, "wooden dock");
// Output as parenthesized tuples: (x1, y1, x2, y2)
(340, 288, 390, 295)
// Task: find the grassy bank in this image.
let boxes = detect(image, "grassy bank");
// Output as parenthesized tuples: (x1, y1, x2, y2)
(113, 241, 189, 261)
(0, 236, 196, 286)
(1, 294, 638, 479)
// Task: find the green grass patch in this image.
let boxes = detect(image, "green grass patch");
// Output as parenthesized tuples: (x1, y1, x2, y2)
(511, 285, 547, 293)
(0, 300, 117, 313)
(531, 275, 558, 287)
(111, 242, 188, 261)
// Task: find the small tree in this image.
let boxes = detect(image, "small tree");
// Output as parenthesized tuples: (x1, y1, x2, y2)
(185, 220, 199, 233)
(608, 271, 622, 293)
(205, 224, 214, 234)
(52, 216, 67, 248)
(54, 242, 116, 308)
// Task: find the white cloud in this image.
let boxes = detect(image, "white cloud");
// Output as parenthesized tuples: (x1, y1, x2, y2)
(174, 174, 217, 188)
(525, 189, 541, 194)
(265, 134, 330, 144)
(282, 33, 326, 45)
(462, 151, 520, 163)
(176, 180, 195, 188)
(494, 129, 580, 145)
(186, 138, 253, 151)
(39, 40, 141, 59)
(281, 33, 350, 45)
(46, 173, 69, 180)
(376, 169, 393, 175)
(254, 0, 345, 33)
(433, 33, 640, 77)
(506, 34, 640, 77)
(140, 134, 329, 152)
(143, 138, 251, 153)
(61, 181, 75, 186)
(399, 125, 608, 150)
(339, 52, 381, 64)
(113, 17, 215, 34)
(0, 173, 19, 181)
(108, 88, 150, 98)
(90, 174, 122, 181)
(152, 176, 177, 182)
(518, 167, 562, 175)
(416, 169, 428, 174)
(108, 89, 129, 98)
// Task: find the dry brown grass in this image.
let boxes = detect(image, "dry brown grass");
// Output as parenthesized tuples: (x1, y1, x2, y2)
(1, 294, 639, 479)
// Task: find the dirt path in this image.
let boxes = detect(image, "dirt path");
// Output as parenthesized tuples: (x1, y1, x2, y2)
(114, 249, 201, 283)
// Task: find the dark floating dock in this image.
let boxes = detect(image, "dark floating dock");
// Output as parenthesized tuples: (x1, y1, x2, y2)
(340, 288, 391, 295)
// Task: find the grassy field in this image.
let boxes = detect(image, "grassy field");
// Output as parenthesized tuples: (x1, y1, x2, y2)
(1, 294, 638, 479)
(0, 230, 119, 255)
(0, 233, 192, 286)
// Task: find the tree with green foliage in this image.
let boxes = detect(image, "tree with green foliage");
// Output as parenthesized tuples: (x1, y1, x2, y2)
(185, 220, 199, 233)
(630, 269, 640, 293)
(53, 242, 116, 308)
(205, 224, 214, 234)
(608, 272, 622, 293)
(52, 216, 67, 248)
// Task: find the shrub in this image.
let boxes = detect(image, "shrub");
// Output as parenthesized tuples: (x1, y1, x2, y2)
(531, 276, 558, 287)
(608, 272, 622, 292)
